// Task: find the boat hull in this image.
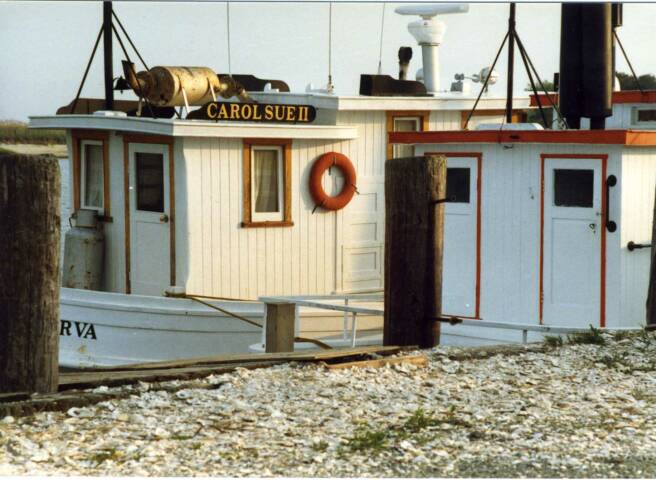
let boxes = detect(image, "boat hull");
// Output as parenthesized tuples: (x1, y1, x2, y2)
(59, 288, 264, 367)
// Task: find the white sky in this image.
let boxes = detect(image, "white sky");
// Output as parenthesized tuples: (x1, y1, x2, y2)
(1, 1, 656, 121)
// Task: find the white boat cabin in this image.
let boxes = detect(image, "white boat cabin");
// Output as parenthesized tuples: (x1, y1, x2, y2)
(389, 92, 656, 343)
(31, 91, 530, 302)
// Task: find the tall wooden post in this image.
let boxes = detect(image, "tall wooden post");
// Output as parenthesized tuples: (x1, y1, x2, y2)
(384, 155, 447, 348)
(0, 154, 60, 393)
(646, 186, 656, 328)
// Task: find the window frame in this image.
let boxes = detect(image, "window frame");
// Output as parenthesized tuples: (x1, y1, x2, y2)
(631, 106, 656, 127)
(72, 130, 111, 221)
(80, 140, 105, 212)
(242, 138, 293, 228)
(386, 111, 429, 159)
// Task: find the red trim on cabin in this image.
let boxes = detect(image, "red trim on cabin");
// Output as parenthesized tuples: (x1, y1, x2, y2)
(425, 151, 483, 320)
(539, 154, 608, 328)
(530, 90, 656, 107)
(390, 129, 656, 146)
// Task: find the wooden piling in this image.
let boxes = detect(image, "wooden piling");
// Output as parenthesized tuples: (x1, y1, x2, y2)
(0, 154, 60, 393)
(265, 302, 296, 353)
(383, 155, 447, 348)
(647, 185, 656, 328)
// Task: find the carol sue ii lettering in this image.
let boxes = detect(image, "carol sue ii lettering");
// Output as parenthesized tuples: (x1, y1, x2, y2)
(196, 102, 317, 123)
(60, 320, 97, 340)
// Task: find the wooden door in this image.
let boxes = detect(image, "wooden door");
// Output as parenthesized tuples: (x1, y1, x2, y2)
(129, 143, 171, 296)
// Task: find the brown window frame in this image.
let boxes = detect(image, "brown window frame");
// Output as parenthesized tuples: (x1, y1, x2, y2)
(242, 138, 293, 228)
(72, 129, 111, 221)
(386, 110, 430, 159)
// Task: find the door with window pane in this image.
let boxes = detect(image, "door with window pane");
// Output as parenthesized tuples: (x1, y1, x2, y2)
(128, 143, 170, 295)
(443, 156, 479, 317)
(542, 157, 602, 327)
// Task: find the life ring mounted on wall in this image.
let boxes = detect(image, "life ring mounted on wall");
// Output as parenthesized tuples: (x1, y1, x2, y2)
(309, 152, 358, 212)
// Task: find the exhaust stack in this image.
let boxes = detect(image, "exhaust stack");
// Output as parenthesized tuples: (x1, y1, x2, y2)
(398, 47, 413, 80)
(395, 3, 469, 93)
(559, 3, 613, 129)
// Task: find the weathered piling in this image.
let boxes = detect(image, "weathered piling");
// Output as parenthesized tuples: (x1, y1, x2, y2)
(384, 154, 447, 348)
(0, 154, 60, 393)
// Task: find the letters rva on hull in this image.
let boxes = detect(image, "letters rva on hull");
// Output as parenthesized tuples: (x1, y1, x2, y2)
(60, 320, 97, 340)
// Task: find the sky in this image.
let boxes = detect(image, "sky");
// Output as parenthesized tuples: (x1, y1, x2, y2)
(1, 1, 656, 121)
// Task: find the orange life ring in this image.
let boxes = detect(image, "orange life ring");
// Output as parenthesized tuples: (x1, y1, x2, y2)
(309, 152, 357, 211)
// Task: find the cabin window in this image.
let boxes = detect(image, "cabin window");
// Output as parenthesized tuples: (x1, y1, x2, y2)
(80, 140, 104, 211)
(242, 139, 293, 227)
(135, 152, 165, 212)
(386, 111, 429, 160)
(632, 107, 656, 126)
(447, 168, 470, 203)
(554, 169, 594, 207)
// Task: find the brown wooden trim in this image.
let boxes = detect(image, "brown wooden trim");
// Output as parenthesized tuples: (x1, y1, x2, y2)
(102, 138, 110, 218)
(123, 140, 131, 294)
(71, 130, 110, 218)
(119, 132, 174, 145)
(168, 142, 176, 287)
(283, 142, 292, 224)
(242, 139, 293, 227)
(385, 110, 430, 159)
(241, 221, 294, 228)
(242, 142, 252, 225)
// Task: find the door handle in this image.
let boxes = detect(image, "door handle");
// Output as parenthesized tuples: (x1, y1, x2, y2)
(589, 223, 597, 233)
(160, 214, 169, 223)
(606, 175, 617, 232)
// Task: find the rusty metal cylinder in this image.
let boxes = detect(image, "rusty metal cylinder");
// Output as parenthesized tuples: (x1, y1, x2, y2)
(136, 66, 221, 107)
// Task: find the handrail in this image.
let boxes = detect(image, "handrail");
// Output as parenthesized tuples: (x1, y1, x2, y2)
(628, 241, 653, 251)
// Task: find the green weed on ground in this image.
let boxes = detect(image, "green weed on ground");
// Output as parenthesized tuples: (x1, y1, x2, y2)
(568, 326, 606, 345)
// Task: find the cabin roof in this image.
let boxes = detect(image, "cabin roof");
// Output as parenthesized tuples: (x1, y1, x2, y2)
(529, 90, 656, 107)
(29, 115, 358, 140)
(389, 129, 656, 147)
(249, 91, 530, 111)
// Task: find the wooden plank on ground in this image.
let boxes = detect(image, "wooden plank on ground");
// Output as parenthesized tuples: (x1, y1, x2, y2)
(75, 346, 403, 372)
(322, 355, 428, 370)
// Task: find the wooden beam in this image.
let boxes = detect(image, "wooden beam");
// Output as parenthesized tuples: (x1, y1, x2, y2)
(647, 185, 656, 327)
(322, 354, 428, 370)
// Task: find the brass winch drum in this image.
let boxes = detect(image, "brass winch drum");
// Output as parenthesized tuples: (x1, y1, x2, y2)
(136, 66, 222, 107)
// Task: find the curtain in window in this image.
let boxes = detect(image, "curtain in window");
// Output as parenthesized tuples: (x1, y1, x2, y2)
(84, 144, 104, 208)
(253, 149, 279, 213)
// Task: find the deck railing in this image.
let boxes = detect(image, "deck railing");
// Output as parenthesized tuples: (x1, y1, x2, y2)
(259, 294, 642, 352)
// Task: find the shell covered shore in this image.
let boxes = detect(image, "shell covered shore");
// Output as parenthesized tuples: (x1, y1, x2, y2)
(1, 331, 656, 477)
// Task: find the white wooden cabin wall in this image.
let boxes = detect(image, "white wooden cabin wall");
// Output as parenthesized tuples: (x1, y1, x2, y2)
(103, 133, 127, 294)
(413, 142, 624, 332)
(620, 150, 656, 326)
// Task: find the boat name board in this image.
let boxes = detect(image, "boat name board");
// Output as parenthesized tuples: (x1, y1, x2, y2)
(197, 101, 317, 123)
(60, 320, 97, 340)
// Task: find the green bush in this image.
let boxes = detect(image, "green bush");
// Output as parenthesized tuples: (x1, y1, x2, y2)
(0, 121, 65, 144)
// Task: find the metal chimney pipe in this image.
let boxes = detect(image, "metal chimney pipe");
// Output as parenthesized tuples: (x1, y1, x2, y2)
(398, 47, 413, 80)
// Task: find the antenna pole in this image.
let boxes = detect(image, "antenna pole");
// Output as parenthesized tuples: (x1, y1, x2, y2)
(103, 1, 114, 110)
(505, 3, 516, 124)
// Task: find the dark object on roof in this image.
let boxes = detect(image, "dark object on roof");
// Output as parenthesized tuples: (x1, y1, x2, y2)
(217, 74, 290, 93)
(57, 98, 175, 118)
(359, 74, 429, 97)
(398, 47, 413, 80)
(559, 3, 612, 129)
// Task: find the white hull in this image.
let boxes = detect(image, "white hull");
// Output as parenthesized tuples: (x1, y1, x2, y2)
(59, 287, 264, 368)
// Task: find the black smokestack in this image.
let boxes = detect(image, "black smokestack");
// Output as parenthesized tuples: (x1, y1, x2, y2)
(398, 47, 413, 80)
(559, 3, 613, 130)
